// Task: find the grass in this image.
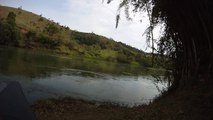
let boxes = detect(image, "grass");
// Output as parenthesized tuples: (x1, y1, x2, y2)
(100, 49, 117, 57)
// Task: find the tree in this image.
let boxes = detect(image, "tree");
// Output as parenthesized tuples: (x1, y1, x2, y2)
(7, 12, 16, 27)
(0, 22, 12, 44)
(0, 12, 20, 45)
(25, 30, 36, 45)
(107, 0, 213, 90)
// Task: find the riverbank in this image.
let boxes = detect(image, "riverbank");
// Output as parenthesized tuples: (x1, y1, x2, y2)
(31, 95, 177, 120)
(32, 82, 213, 120)
(31, 98, 147, 120)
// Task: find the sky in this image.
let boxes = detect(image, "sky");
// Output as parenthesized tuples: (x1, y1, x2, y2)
(0, 0, 157, 51)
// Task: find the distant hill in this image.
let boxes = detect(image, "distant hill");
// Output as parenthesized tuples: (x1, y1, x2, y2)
(0, 5, 154, 67)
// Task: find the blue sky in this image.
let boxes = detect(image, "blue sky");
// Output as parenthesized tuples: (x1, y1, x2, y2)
(0, 0, 155, 51)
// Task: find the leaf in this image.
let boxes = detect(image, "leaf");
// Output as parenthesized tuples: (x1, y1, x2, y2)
(115, 14, 120, 28)
(107, 0, 113, 4)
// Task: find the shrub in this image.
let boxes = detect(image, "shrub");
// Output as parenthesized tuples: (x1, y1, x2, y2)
(117, 53, 130, 64)
(45, 23, 59, 35)
(36, 34, 61, 49)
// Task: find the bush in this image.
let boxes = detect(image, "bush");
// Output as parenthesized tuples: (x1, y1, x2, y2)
(25, 30, 36, 45)
(36, 34, 61, 49)
(106, 56, 115, 62)
(117, 53, 130, 64)
(45, 23, 59, 35)
(38, 17, 43, 22)
(73, 32, 100, 45)
(7, 12, 16, 27)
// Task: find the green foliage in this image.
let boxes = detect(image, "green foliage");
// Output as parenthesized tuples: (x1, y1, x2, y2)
(45, 23, 59, 35)
(135, 54, 153, 67)
(7, 12, 16, 27)
(73, 32, 100, 45)
(0, 12, 20, 45)
(0, 6, 161, 68)
(117, 52, 131, 64)
(25, 30, 36, 45)
(106, 56, 115, 62)
(38, 17, 43, 22)
(26, 30, 36, 39)
(65, 41, 76, 50)
(36, 34, 61, 48)
(140, 57, 152, 67)
(24, 30, 62, 49)
(0, 22, 12, 45)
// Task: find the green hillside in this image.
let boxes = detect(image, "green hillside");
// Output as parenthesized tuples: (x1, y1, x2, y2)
(0, 5, 154, 67)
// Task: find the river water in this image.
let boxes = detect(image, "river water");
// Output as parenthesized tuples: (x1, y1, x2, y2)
(0, 47, 166, 107)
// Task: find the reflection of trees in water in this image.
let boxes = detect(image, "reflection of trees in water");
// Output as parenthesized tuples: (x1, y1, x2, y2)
(0, 47, 60, 78)
(151, 74, 171, 94)
(0, 47, 163, 79)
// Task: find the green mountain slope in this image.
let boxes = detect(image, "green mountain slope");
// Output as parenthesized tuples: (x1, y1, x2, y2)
(0, 5, 153, 67)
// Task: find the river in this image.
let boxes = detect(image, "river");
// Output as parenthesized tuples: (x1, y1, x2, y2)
(0, 47, 167, 107)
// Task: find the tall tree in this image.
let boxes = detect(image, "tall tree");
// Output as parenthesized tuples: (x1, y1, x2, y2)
(7, 12, 16, 27)
(0, 12, 20, 45)
(108, 0, 213, 90)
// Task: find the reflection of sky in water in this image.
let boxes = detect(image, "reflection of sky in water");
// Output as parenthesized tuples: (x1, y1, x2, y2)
(0, 47, 167, 107)
(0, 69, 166, 107)
(20, 70, 165, 107)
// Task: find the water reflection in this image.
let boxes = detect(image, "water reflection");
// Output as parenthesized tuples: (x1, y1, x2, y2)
(0, 47, 166, 107)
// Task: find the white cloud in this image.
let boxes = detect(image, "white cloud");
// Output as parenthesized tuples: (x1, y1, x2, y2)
(59, 0, 151, 51)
